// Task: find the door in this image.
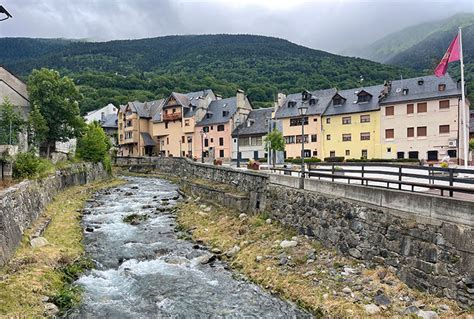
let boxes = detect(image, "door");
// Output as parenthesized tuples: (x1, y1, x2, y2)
(253, 150, 259, 160)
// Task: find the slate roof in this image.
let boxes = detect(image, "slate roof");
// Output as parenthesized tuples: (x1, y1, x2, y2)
(275, 88, 337, 119)
(323, 84, 384, 116)
(379, 74, 461, 105)
(155, 89, 214, 121)
(128, 99, 164, 119)
(100, 113, 118, 129)
(140, 132, 156, 146)
(196, 97, 237, 126)
(232, 108, 273, 137)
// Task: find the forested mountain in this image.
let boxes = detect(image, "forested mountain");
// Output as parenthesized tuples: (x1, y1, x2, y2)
(343, 13, 474, 104)
(1, 34, 415, 114)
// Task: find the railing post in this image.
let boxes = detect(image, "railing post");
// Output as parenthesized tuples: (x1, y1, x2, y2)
(398, 166, 402, 190)
(449, 169, 454, 197)
(361, 163, 365, 185)
(331, 164, 335, 182)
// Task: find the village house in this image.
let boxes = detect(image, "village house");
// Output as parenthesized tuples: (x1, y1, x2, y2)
(152, 90, 216, 157)
(231, 107, 282, 162)
(117, 100, 164, 156)
(0, 66, 30, 153)
(274, 88, 336, 160)
(195, 89, 252, 162)
(321, 84, 384, 159)
(379, 74, 467, 163)
(84, 103, 118, 124)
(84, 103, 118, 146)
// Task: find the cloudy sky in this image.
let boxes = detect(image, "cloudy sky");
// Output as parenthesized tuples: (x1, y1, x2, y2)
(1, 0, 473, 54)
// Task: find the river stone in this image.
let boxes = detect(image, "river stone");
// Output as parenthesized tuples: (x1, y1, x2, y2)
(348, 248, 362, 259)
(342, 287, 352, 294)
(363, 303, 380, 315)
(225, 245, 240, 257)
(44, 303, 59, 316)
(439, 304, 450, 312)
(239, 213, 247, 220)
(280, 240, 298, 248)
(402, 306, 420, 315)
(265, 218, 272, 224)
(416, 310, 439, 319)
(30, 237, 49, 248)
(255, 255, 263, 262)
(374, 293, 391, 306)
(194, 253, 216, 265)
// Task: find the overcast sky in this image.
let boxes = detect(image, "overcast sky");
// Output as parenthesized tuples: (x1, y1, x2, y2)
(1, 0, 473, 54)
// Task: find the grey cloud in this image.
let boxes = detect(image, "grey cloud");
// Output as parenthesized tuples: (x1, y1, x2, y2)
(0, 0, 473, 53)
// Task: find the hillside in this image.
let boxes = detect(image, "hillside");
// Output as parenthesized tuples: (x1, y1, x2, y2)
(0, 34, 415, 114)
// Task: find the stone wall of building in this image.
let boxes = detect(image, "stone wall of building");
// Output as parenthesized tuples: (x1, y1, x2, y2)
(0, 163, 107, 266)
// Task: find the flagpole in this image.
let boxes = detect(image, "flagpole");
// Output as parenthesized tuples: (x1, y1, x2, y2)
(459, 27, 468, 168)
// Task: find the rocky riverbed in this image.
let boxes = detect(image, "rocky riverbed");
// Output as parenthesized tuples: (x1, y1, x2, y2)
(67, 176, 308, 318)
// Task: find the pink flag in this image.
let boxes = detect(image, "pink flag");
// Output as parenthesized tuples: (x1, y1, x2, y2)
(434, 33, 460, 77)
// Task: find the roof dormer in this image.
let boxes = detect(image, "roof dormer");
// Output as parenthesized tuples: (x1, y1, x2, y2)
(309, 97, 317, 106)
(302, 90, 311, 101)
(356, 90, 372, 103)
(332, 93, 346, 106)
(288, 100, 297, 108)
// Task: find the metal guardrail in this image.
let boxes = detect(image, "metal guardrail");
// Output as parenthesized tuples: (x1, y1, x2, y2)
(271, 163, 474, 198)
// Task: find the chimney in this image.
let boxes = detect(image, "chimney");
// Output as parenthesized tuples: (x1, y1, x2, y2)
(216, 94, 222, 100)
(274, 93, 287, 112)
(236, 89, 245, 110)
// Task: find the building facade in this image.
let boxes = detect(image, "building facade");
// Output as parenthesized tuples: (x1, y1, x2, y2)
(275, 89, 335, 159)
(195, 90, 252, 161)
(321, 85, 383, 159)
(118, 100, 163, 156)
(379, 75, 466, 162)
(84, 103, 118, 124)
(152, 90, 215, 157)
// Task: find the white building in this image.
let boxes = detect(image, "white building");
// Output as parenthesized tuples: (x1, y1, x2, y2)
(84, 103, 118, 124)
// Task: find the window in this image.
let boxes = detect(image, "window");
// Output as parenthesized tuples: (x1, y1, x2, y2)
(439, 100, 450, 109)
(313, 118, 318, 122)
(360, 114, 370, 123)
(125, 132, 132, 139)
(219, 149, 224, 158)
(312, 150, 318, 156)
(438, 84, 446, 91)
(397, 152, 404, 159)
(361, 150, 368, 159)
(288, 101, 297, 108)
(126, 120, 132, 127)
(203, 126, 209, 133)
(342, 134, 351, 142)
(427, 150, 438, 161)
(387, 147, 392, 153)
(439, 125, 450, 134)
(284, 136, 295, 144)
(217, 124, 225, 131)
(239, 137, 250, 146)
(165, 122, 168, 129)
(357, 94, 370, 103)
(360, 132, 370, 141)
(345, 150, 350, 156)
(210, 138, 214, 143)
(408, 151, 419, 159)
(181, 136, 185, 143)
(342, 116, 351, 125)
(290, 117, 308, 126)
(187, 136, 192, 143)
(251, 136, 262, 146)
(407, 127, 414, 138)
(222, 111, 229, 117)
(219, 137, 224, 146)
(333, 97, 344, 106)
(172, 108, 176, 113)
(417, 102, 427, 113)
(407, 104, 414, 114)
(326, 118, 331, 124)
(330, 151, 336, 157)
(204, 139, 209, 147)
(296, 135, 308, 143)
(166, 137, 169, 145)
(385, 106, 394, 116)
(385, 129, 394, 139)
(417, 126, 427, 137)
(447, 150, 457, 158)
(326, 134, 331, 141)
(211, 126, 214, 130)
(119, 134, 123, 141)
(185, 119, 190, 126)
(311, 134, 317, 142)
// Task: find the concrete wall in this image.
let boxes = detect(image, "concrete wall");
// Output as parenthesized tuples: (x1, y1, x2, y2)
(0, 163, 107, 266)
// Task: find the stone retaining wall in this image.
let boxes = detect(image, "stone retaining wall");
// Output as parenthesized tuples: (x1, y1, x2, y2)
(0, 163, 107, 266)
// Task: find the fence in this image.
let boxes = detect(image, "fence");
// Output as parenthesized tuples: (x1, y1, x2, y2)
(272, 162, 474, 198)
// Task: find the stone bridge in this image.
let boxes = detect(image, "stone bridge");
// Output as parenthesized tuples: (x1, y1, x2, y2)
(116, 156, 474, 308)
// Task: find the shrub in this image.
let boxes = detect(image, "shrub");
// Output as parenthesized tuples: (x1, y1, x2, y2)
(13, 152, 41, 179)
(324, 156, 344, 162)
(345, 158, 420, 163)
(286, 157, 321, 164)
(440, 162, 449, 168)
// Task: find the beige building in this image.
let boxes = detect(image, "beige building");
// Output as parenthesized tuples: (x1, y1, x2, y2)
(379, 74, 467, 162)
(274, 89, 336, 159)
(118, 100, 163, 156)
(152, 90, 216, 157)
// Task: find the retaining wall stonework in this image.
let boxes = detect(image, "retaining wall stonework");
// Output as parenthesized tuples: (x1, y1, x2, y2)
(117, 157, 474, 307)
(0, 163, 107, 266)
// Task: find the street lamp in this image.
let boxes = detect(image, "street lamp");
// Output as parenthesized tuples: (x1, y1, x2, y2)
(298, 104, 308, 189)
(0, 5, 12, 21)
(179, 139, 182, 158)
(235, 118, 241, 168)
(200, 129, 204, 163)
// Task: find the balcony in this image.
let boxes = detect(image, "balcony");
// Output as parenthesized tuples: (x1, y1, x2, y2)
(163, 112, 182, 121)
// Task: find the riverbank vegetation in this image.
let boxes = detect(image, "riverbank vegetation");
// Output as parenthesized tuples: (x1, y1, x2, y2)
(176, 199, 466, 318)
(0, 178, 123, 317)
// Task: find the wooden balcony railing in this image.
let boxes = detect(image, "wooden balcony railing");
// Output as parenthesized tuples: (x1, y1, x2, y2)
(163, 112, 182, 121)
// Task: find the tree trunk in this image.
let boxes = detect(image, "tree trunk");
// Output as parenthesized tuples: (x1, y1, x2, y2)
(272, 150, 276, 168)
(46, 142, 51, 158)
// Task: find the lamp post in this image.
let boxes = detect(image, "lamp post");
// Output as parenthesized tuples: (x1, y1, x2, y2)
(179, 139, 182, 158)
(0, 5, 12, 21)
(200, 129, 204, 163)
(235, 118, 241, 168)
(298, 104, 308, 189)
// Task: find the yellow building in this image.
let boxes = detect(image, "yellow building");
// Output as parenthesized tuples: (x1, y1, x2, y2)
(152, 90, 215, 157)
(117, 100, 163, 156)
(322, 85, 384, 159)
(274, 89, 336, 159)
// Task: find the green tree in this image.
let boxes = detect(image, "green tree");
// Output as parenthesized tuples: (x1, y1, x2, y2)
(27, 104, 49, 150)
(470, 139, 474, 152)
(264, 128, 285, 167)
(27, 68, 85, 156)
(0, 97, 26, 145)
(76, 122, 111, 172)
